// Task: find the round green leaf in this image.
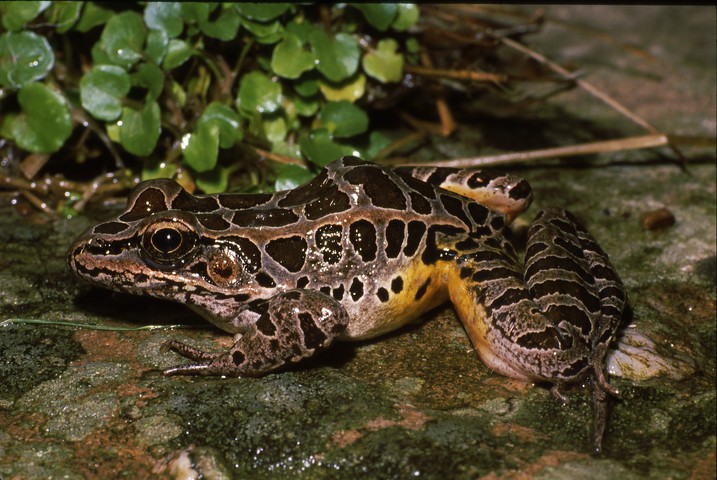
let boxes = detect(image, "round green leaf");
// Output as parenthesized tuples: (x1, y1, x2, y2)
(236, 71, 282, 115)
(199, 6, 240, 41)
(262, 114, 287, 144)
(119, 101, 161, 156)
(240, 17, 284, 44)
(0, 1, 49, 31)
(294, 74, 319, 97)
(163, 39, 194, 70)
(318, 73, 366, 102)
(144, 2, 184, 38)
(80, 65, 131, 121)
(74, 2, 113, 32)
(179, 3, 213, 24)
(142, 156, 177, 181)
(274, 163, 313, 191)
(234, 3, 291, 21)
(364, 131, 393, 160)
(196, 165, 229, 194)
(183, 122, 220, 173)
(293, 94, 319, 117)
(299, 129, 355, 166)
(98, 11, 147, 69)
(145, 28, 169, 65)
(45, 2, 82, 33)
(320, 101, 368, 138)
(271, 33, 315, 79)
(362, 38, 404, 83)
(310, 30, 360, 82)
(12, 83, 72, 153)
(354, 4, 398, 32)
(133, 63, 165, 101)
(393, 4, 420, 31)
(198, 103, 242, 149)
(0, 31, 54, 88)
(286, 19, 313, 43)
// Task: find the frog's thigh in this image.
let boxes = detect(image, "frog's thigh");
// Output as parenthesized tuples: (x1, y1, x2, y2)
(165, 289, 349, 376)
(394, 166, 532, 220)
(449, 208, 624, 384)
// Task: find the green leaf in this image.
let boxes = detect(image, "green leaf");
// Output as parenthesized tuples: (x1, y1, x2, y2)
(144, 2, 184, 38)
(198, 103, 242, 149)
(310, 30, 360, 82)
(183, 121, 220, 173)
(293, 94, 319, 117)
(393, 4, 420, 31)
(320, 101, 369, 138)
(145, 28, 169, 65)
(240, 17, 284, 44)
(0, 1, 50, 31)
(119, 101, 161, 156)
(0, 31, 54, 88)
(364, 131, 393, 160)
(80, 65, 131, 121)
(199, 6, 241, 41)
(405, 36, 420, 54)
(236, 71, 282, 115)
(168, 79, 187, 108)
(163, 39, 194, 70)
(274, 163, 313, 191)
(234, 3, 291, 21)
(12, 83, 72, 153)
(196, 166, 229, 194)
(354, 4, 398, 32)
(286, 19, 313, 43)
(179, 3, 212, 24)
(74, 2, 113, 32)
(142, 156, 177, 180)
(133, 63, 164, 101)
(362, 38, 403, 83)
(294, 74, 319, 97)
(299, 129, 355, 166)
(271, 33, 315, 79)
(318, 73, 366, 102)
(45, 2, 82, 33)
(262, 114, 287, 144)
(97, 11, 147, 69)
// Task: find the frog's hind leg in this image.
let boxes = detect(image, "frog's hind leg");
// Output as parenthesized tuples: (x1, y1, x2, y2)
(163, 289, 349, 377)
(447, 207, 626, 452)
(393, 166, 533, 221)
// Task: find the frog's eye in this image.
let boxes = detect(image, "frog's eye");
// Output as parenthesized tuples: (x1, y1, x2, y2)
(151, 228, 183, 254)
(141, 220, 198, 268)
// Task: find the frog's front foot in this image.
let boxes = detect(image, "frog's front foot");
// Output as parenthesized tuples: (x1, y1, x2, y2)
(162, 289, 350, 377)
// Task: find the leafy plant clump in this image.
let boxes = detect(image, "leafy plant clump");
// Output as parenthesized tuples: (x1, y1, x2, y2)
(0, 2, 421, 197)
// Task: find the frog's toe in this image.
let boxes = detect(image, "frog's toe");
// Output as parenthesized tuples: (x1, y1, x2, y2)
(162, 339, 219, 362)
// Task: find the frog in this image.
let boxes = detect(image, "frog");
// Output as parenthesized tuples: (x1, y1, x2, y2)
(67, 156, 626, 452)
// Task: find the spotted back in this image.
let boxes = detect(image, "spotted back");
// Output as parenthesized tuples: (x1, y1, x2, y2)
(67, 156, 517, 338)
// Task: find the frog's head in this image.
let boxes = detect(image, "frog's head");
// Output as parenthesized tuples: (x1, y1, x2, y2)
(66, 179, 264, 311)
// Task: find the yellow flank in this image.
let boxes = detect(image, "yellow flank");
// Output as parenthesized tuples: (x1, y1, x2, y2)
(350, 257, 449, 340)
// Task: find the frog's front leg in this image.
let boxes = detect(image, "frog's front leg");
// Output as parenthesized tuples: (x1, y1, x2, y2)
(448, 208, 626, 452)
(163, 289, 349, 376)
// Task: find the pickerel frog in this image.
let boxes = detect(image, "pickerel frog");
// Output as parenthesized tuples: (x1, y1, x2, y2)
(67, 156, 626, 451)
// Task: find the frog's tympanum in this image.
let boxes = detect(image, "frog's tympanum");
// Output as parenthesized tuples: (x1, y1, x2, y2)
(67, 156, 626, 452)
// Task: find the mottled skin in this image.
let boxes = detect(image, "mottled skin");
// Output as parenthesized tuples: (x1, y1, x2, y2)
(67, 156, 626, 452)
